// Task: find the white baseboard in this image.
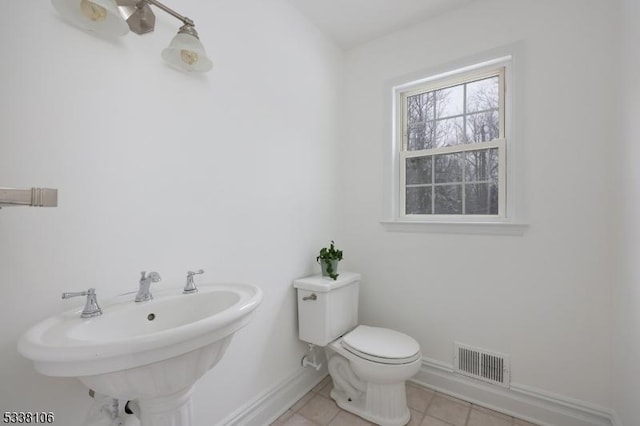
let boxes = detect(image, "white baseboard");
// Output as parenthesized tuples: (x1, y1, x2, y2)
(412, 357, 616, 426)
(216, 356, 620, 426)
(215, 365, 328, 426)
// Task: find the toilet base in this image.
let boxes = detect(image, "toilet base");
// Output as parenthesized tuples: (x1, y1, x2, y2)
(329, 383, 411, 426)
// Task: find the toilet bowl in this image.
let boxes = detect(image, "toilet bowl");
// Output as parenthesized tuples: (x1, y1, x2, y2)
(294, 273, 421, 426)
(327, 325, 421, 425)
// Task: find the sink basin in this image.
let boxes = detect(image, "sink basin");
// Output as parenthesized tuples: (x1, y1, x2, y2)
(18, 283, 262, 426)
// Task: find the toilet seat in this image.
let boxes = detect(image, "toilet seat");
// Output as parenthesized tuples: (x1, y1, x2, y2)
(341, 325, 421, 365)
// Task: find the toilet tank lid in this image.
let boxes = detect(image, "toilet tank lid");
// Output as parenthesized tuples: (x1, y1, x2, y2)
(293, 272, 361, 292)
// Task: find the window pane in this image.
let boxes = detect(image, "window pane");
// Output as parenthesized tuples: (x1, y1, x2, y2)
(465, 148, 498, 182)
(466, 76, 499, 113)
(406, 186, 432, 214)
(466, 110, 499, 143)
(408, 120, 436, 150)
(434, 185, 462, 214)
(434, 116, 464, 147)
(408, 92, 434, 120)
(435, 85, 463, 119)
(406, 157, 432, 185)
(434, 153, 462, 183)
(407, 92, 435, 150)
(465, 183, 498, 215)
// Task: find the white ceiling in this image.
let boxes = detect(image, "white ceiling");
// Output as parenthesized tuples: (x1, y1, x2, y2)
(287, 0, 476, 49)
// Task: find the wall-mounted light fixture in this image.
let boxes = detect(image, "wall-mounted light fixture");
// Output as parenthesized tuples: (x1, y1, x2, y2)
(51, 0, 213, 72)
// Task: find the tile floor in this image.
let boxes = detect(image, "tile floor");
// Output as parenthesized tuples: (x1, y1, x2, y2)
(271, 376, 540, 426)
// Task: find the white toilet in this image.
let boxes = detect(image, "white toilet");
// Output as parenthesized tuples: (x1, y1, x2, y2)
(294, 272, 421, 426)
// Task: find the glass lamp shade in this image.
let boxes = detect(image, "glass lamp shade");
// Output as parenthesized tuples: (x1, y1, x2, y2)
(51, 0, 129, 37)
(161, 33, 213, 73)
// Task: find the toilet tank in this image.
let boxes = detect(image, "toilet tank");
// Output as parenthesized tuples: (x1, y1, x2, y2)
(293, 272, 361, 346)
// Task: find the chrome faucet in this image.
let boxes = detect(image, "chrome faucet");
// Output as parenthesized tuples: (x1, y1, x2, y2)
(62, 288, 102, 318)
(183, 269, 204, 294)
(135, 271, 161, 302)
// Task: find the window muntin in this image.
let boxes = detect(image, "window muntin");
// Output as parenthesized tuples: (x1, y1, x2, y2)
(399, 67, 506, 218)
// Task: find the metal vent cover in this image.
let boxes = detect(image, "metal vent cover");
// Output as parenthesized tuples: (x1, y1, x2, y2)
(453, 342, 510, 388)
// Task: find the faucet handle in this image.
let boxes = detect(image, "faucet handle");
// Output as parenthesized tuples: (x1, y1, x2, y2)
(184, 269, 204, 294)
(61, 288, 92, 299)
(62, 288, 102, 318)
(187, 269, 204, 277)
(145, 271, 161, 282)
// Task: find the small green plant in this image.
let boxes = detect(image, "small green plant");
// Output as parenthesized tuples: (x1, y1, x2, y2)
(316, 240, 343, 280)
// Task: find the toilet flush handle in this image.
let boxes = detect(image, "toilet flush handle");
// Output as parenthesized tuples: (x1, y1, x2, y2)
(302, 293, 317, 301)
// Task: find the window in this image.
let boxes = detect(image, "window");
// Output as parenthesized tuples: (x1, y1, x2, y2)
(400, 67, 506, 218)
(382, 49, 526, 234)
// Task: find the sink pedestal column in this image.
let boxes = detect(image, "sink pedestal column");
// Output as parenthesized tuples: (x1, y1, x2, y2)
(137, 385, 195, 426)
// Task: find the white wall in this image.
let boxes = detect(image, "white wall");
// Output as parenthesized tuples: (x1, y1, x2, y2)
(0, 0, 342, 424)
(339, 0, 617, 409)
(2, 0, 635, 423)
(613, 0, 640, 424)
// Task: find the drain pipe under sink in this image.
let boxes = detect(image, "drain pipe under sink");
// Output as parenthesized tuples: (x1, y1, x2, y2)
(85, 389, 127, 426)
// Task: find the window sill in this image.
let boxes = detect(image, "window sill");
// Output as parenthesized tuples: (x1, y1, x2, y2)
(380, 219, 528, 236)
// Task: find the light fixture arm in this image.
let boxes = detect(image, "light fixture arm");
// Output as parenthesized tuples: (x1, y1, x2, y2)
(51, 0, 212, 72)
(143, 0, 194, 27)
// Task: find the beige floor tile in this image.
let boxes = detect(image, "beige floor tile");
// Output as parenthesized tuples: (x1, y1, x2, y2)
(426, 394, 470, 426)
(279, 413, 320, 426)
(282, 382, 540, 426)
(471, 406, 513, 423)
(408, 408, 425, 426)
(327, 411, 373, 426)
(298, 394, 340, 425)
(272, 409, 295, 426)
(435, 393, 471, 407)
(420, 414, 455, 426)
(291, 391, 316, 412)
(313, 375, 332, 393)
(514, 420, 539, 426)
(467, 408, 513, 426)
(406, 384, 435, 412)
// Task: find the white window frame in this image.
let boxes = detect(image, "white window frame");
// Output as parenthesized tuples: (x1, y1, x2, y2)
(399, 67, 506, 219)
(381, 46, 527, 235)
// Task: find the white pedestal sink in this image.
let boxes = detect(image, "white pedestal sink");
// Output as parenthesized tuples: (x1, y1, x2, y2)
(18, 283, 262, 426)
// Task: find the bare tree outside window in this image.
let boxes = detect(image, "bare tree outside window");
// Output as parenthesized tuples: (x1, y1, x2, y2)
(402, 72, 503, 216)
